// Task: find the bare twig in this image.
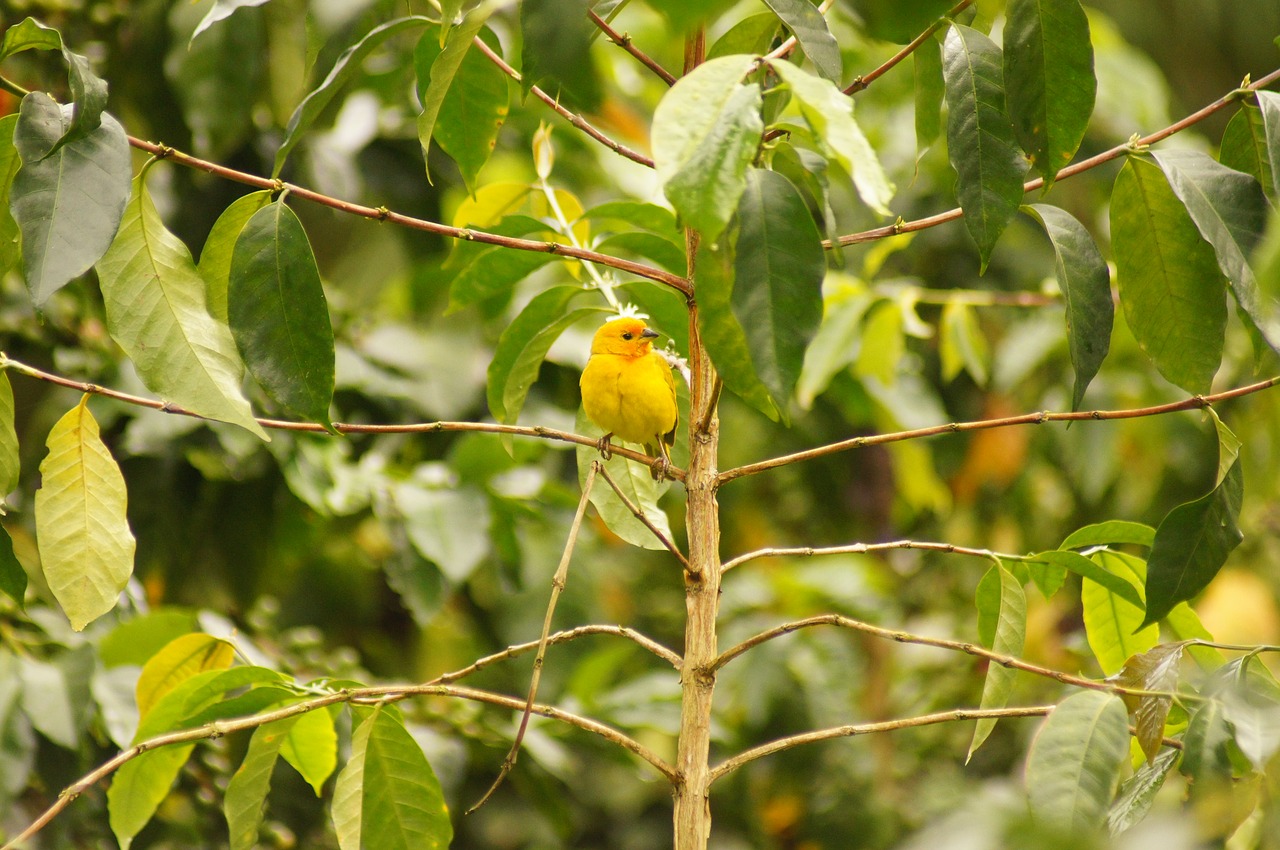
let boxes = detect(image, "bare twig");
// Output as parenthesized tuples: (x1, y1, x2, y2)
(709, 705, 1053, 782)
(843, 0, 974, 95)
(589, 10, 677, 86)
(0, 356, 689, 483)
(721, 539, 1026, 573)
(432, 624, 682, 680)
(831, 66, 1280, 248)
(596, 463, 691, 569)
(718, 376, 1280, 484)
(467, 462, 599, 814)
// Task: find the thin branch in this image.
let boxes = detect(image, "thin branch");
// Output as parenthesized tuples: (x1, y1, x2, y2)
(718, 375, 1280, 484)
(596, 463, 691, 569)
(843, 0, 974, 95)
(0, 355, 688, 483)
(432, 624, 682, 680)
(709, 705, 1053, 782)
(468, 38, 656, 169)
(830, 67, 1280, 248)
(589, 10, 677, 86)
(722, 539, 1026, 573)
(468, 462, 598, 813)
(2, 681, 676, 850)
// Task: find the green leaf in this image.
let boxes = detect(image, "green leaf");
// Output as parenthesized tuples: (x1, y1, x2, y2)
(1022, 204, 1112, 409)
(1109, 156, 1226, 394)
(134, 633, 235, 720)
(446, 216, 560, 312)
(1081, 550, 1158, 675)
(0, 18, 107, 152)
(595, 232, 688, 274)
(762, 0, 841, 81)
(275, 17, 433, 176)
(969, 562, 1027, 759)
(1254, 90, 1280, 201)
(853, 299, 904, 384)
(0, 371, 18, 504)
(768, 60, 894, 216)
(280, 705, 338, 795)
(1162, 602, 1227, 671)
(706, 12, 780, 60)
(99, 609, 198, 668)
(34, 397, 136, 631)
(0, 114, 22, 281)
(1111, 642, 1182, 764)
(696, 233, 781, 421)
(940, 300, 989, 385)
(1150, 148, 1276, 350)
(96, 174, 267, 439)
(332, 706, 453, 850)
(197, 191, 273, 325)
(17, 647, 93, 749)
(1220, 103, 1274, 199)
(191, 0, 272, 42)
(914, 35, 945, 153)
(582, 201, 680, 237)
(652, 55, 763, 242)
(1026, 690, 1130, 834)
(1002, 0, 1095, 188)
(520, 0, 599, 108)
(486, 286, 602, 424)
(0, 526, 25, 608)
(575, 408, 675, 550)
(394, 480, 492, 583)
(226, 713, 298, 850)
(10, 94, 130, 305)
(1033, 549, 1143, 609)
(0, 17, 63, 58)
(1060, 520, 1155, 551)
(229, 200, 336, 427)
(1142, 458, 1243, 627)
(1219, 657, 1280, 770)
(846, 0, 955, 43)
(1106, 748, 1178, 836)
(730, 168, 826, 416)
(416, 15, 506, 192)
(797, 285, 876, 407)
(1181, 698, 1232, 781)
(942, 25, 1028, 271)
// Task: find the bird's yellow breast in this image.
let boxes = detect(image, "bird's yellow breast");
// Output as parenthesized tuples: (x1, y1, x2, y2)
(580, 349, 677, 446)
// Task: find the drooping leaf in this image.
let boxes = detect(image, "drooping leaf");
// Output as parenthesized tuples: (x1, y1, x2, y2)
(1106, 748, 1178, 836)
(761, 0, 841, 81)
(34, 397, 136, 631)
(968, 562, 1027, 759)
(416, 15, 506, 192)
(1026, 690, 1130, 834)
(0, 371, 18, 504)
(1023, 204, 1113, 409)
(1081, 550, 1158, 675)
(1002, 0, 1095, 188)
(197, 191, 274, 325)
(275, 17, 433, 176)
(1111, 642, 1183, 765)
(229, 200, 336, 428)
(914, 34, 945, 153)
(226, 713, 300, 850)
(846, 0, 955, 43)
(280, 706, 338, 795)
(1254, 90, 1280, 201)
(730, 168, 826, 417)
(575, 409, 675, 550)
(1142, 458, 1243, 627)
(1110, 156, 1226, 394)
(1033, 549, 1143, 608)
(10, 94, 130, 305)
(1220, 103, 1274, 198)
(1150, 148, 1276, 350)
(191, 0, 273, 42)
(134, 633, 235, 720)
(96, 174, 267, 438)
(942, 25, 1028, 271)
(652, 55, 762, 243)
(332, 706, 453, 850)
(1060, 520, 1155, 551)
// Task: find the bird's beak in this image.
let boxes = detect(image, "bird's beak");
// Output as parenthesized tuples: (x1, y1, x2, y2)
(641, 328, 660, 339)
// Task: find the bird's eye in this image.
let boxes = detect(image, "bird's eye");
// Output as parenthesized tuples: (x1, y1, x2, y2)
(621, 332, 633, 340)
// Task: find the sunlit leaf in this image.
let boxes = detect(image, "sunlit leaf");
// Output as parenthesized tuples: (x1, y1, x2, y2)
(762, 0, 841, 81)
(1033, 549, 1142, 608)
(575, 408, 675, 550)
(134, 633, 235, 720)
(797, 285, 876, 407)
(1082, 550, 1158, 676)
(969, 561, 1026, 759)
(34, 397, 136, 631)
(939, 299, 989, 385)
(1026, 690, 1129, 834)
(280, 705, 338, 795)
(0, 114, 22, 280)
(99, 609, 198, 668)
(706, 12, 780, 60)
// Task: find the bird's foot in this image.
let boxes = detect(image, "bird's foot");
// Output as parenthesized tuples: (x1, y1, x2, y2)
(595, 433, 614, 461)
(649, 455, 670, 482)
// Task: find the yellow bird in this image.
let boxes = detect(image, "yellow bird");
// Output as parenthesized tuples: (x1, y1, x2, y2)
(580, 316, 678, 479)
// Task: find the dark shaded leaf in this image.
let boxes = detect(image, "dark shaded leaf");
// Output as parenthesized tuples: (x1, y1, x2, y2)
(706, 13, 781, 60)
(1220, 103, 1273, 199)
(197, 191, 274, 325)
(1181, 698, 1232, 781)
(762, 0, 841, 81)
(0, 526, 25, 608)
(914, 34, 944, 152)
(226, 713, 299, 850)
(520, 0, 599, 108)
(847, 0, 955, 43)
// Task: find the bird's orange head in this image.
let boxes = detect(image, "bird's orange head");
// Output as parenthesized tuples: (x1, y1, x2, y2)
(590, 316, 659, 357)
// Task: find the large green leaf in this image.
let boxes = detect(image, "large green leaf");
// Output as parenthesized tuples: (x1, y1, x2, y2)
(1254, 91, 1280, 201)
(1150, 149, 1276, 349)
(1026, 690, 1130, 834)
(767, 61, 894, 216)
(730, 168, 826, 416)
(197, 191, 273, 325)
(520, 0, 599, 108)
(134, 632, 235, 720)
(229, 200, 336, 427)
(415, 16, 506, 192)
(274, 17, 432, 176)
(575, 408, 675, 550)
(1109, 156, 1226, 394)
(1002, 0, 1095, 188)
(96, 174, 267, 438)
(968, 561, 1027, 759)
(761, 0, 841, 81)
(1082, 550, 1158, 676)
(226, 713, 300, 850)
(652, 55, 763, 243)
(332, 706, 452, 850)
(1220, 103, 1273, 199)
(34, 397, 136, 631)
(0, 371, 18, 504)
(846, 0, 955, 43)
(10, 93, 130, 305)
(1141, 458, 1243, 627)
(280, 705, 338, 795)
(942, 25, 1028, 271)
(1023, 204, 1112, 410)
(0, 17, 108, 151)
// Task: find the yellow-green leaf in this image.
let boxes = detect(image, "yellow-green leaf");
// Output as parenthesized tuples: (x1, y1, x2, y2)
(135, 632, 235, 720)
